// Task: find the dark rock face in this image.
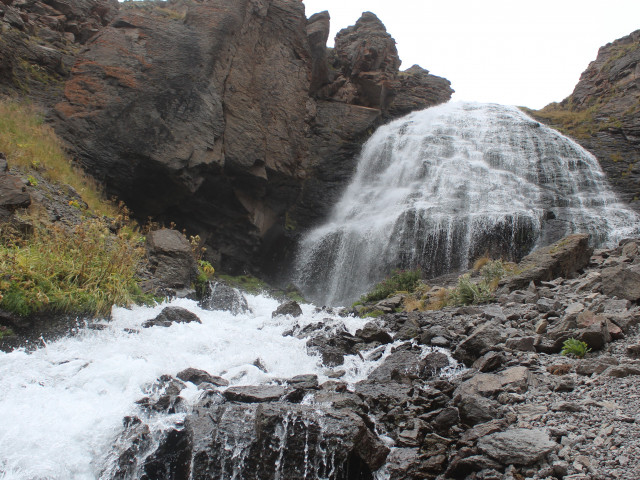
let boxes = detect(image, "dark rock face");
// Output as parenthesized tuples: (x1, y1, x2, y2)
(50, 2, 453, 276)
(529, 29, 640, 208)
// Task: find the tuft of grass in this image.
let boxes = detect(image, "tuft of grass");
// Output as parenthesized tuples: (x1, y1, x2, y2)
(448, 274, 494, 306)
(561, 338, 591, 359)
(0, 219, 153, 317)
(472, 255, 491, 271)
(361, 269, 421, 303)
(363, 309, 385, 318)
(0, 99, 118, 218)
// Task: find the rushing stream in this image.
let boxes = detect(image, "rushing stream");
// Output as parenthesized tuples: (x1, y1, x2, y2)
(2, 101, 639, 479)
(295, 101, 640, 306)
(0, 296, 410, 479)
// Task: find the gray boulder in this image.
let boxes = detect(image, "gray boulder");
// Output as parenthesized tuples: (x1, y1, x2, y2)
(199, 281, 250, 315)
(145, 229, 197, 294)
(477, 428, 557, 466)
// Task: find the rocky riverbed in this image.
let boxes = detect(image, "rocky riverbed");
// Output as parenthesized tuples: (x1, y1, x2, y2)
(102, 235, 640, 480)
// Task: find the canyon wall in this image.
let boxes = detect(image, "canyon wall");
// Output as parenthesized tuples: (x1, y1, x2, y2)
(42, 0, 453, 275)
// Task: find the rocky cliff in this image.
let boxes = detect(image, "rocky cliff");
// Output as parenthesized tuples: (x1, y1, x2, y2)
(525, 29, 640, 208)
(40, 0, 452, 276)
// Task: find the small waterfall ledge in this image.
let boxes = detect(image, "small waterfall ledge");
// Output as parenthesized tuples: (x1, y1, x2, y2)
(295, 101, 640, 306)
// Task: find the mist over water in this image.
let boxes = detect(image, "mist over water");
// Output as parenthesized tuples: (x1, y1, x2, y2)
(295, 102, 640, 306)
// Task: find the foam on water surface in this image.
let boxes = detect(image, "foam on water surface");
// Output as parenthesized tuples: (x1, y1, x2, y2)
(0, 295, 385, 479)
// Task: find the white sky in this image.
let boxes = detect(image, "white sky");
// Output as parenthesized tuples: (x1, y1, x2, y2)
(302, 0, 640, 109)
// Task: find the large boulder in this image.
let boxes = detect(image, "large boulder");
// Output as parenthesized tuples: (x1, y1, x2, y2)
(601, 263, 640, 301)
(477, 428, 557, 466)
(130, 401, 390, 480)
(145, 229, 198, 294)
(500, 234, 593, 290)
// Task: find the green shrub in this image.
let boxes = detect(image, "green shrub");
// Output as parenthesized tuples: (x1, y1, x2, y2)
(361, 269, 421, 303)
(0, 219, 153, 316)
(448, 274, 494, 306)
(561, 338, 591, 358)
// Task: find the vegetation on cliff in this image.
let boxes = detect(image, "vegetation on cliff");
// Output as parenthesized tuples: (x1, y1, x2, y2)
(0, 100, 151, 317)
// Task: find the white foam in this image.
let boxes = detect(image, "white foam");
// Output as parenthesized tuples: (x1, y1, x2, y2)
(0, 296, 374, 479)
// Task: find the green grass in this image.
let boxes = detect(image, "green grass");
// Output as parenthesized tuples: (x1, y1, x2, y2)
(0, 99, 118, 218)
(0, 219, 153, 317)
(360, 269, 421, 303)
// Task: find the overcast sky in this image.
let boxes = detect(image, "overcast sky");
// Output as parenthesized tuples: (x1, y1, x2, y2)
(302, 0, 640, 109)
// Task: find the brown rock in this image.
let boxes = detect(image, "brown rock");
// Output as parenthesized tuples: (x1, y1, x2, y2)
(0, 154, 31, 213)
(501, 234, 593, 291)
(601, 264, 640, 301)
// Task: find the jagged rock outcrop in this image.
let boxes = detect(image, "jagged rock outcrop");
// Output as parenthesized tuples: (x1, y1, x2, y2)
(49, 1, 453, 276)
(0, 0, 118, 102)
(528, 29, 640, 208)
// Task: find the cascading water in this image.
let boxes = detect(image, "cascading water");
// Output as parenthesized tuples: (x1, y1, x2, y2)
(0, 296, 408, 479)
(295, 101, 640, 306)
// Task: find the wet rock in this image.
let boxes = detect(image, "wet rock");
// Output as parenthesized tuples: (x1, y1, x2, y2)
(431, 406, 460, 432)
(354, 381, 413, 413)
(142, 307, 201, 328)
(199, 281, 250, 315)
(355, 322, 393, 344)
(136, 375, 186, 414)
(368, 348, 448, 384)
(287, 374, 318, 389)
(186, 402, 389, 479)
(386, 446, 448, 479)
(272, 300, 303, 318)
(306, 328, 358, 367)
(176, 368, 229, 387)
(141, 428, 192, 480)
(223, 385, 288, 403)
(477, 428, 557, 466)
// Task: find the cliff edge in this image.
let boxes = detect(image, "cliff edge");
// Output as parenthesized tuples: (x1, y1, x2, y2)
(525, 29, 640, 208)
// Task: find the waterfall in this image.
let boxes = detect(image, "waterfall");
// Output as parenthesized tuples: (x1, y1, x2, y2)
(295, 101, 640, 306)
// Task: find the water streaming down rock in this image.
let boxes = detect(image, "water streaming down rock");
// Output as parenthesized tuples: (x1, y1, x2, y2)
(0, 295, 409, 480)
(295, 101, 640, 306)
